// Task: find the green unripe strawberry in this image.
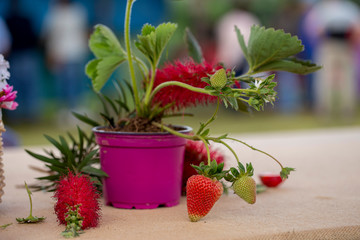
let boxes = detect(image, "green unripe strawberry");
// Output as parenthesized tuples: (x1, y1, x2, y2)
(233, 176, 256, 204)
(210, 68, 227, 88)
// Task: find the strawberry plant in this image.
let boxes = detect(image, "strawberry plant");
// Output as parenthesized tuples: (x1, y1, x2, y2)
(27, 0, 321, 221)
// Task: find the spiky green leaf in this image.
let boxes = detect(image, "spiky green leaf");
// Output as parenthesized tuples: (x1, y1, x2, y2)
(185, 28, 203, 63)
(82, 166, 108, 177)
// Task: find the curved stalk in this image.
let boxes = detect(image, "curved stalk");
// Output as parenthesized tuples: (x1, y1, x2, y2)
(196, 98, 220, 135)
(210, 138, 240, 164)
(226, 137, 284, 169)
(125, 0, 141, 114)
(149, 81, 215, 102)
(162, 113, 194, 118)
(133, 55, 149, 80)
(197, 136, 211, 166)
(144, 64, 157, 105)
(151, 122, 212, 166)
(151, 122, 197, 140)
(233, 88, 259, 94)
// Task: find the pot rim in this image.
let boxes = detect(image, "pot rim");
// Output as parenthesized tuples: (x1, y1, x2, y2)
(92, 125, 193, 136)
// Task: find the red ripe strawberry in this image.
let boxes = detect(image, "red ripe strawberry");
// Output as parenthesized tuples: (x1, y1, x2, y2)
(259, 173, 283, 187)
(186, 175, 223, 222)
(182, 140, 224, 195)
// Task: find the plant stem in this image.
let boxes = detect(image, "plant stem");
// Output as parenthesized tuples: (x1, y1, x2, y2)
(25, 182, 33, 218)
(233, 88, 259, 94)
(210, 138, 240, 164)
(151, 122, 212, 166)
(151, 122, 197, 140)
(196, 98, 220, 135)
(226, 137, 284, 169)
(198, 136, 211, 165)
(149, 81, 215, 102)
(125, 0, 141, 114)
(144, 64, 157, 106)
(162, 113, 194, 118)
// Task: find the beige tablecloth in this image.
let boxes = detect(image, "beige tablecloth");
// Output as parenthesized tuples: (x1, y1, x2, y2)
(1, 127, 360, 240)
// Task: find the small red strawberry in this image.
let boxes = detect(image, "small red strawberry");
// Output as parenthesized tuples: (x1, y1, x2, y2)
(225, 162, 256, 204)
(186, 160, 226, 222)
(187, 175, 223, 222)
(259, 173, 283, 187)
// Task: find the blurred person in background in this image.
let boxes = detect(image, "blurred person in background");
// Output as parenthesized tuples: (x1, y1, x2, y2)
(215, 2, 260, 75)
(4, 0, 42, 124)
(42, 0, 89, 122)
(0, 17, 11, 56)
(303, 0, 360, 120)
(272, 0, 310, 114)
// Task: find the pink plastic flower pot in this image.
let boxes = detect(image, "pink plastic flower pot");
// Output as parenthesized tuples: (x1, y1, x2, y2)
(93, 125, 192, 209)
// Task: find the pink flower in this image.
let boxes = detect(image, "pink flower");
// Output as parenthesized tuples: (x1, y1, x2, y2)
(152, 58, 223, 111)
(0, 84, 18, 110)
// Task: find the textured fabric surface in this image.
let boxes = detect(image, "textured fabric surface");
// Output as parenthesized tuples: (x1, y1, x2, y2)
(1, 127, 359, 240)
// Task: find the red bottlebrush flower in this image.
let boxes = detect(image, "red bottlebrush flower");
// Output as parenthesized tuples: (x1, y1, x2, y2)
(53, 172, 100, 229)
(182, 140, 225, 195)
(152, 58, 224, 111)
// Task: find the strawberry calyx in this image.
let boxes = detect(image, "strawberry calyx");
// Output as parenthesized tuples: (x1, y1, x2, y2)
(224, 162, 254, 183)
(280, 167, 295, 180)
(191, 160, 227, 180)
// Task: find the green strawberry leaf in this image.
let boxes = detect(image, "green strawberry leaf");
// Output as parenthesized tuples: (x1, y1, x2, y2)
(86, 24, 127, 92)
(185, 28, 203, 63)
(254, 57, 322, 75)
(85, 56, 126, 92)
(141, 24, 156, 36)
(89, 24, 125, 58)
(235, 26, 249, 64)
(236, 25, 321, 75)
(135, 22, 177, 67)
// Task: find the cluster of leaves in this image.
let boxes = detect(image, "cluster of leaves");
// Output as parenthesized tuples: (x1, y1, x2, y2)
(26, 127, 107, 192)
(192, 160, 227, 181)
(135, 23, 177, 73)
(73, 79, 136, 130)
(247, 75, 278, 111)
(61, 205, 83, 238)
(225, 162, 254, 183)
(202, 71, 247, 112)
